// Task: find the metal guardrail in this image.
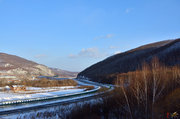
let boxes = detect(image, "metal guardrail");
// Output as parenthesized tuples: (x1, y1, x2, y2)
(0, 86, 101, 106)
(0, 79, 114, 116)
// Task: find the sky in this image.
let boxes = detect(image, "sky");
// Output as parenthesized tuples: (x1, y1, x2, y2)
(0, 0, 180, 72)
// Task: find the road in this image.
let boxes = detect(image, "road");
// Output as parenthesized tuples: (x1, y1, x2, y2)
(0, 78, 113, 117)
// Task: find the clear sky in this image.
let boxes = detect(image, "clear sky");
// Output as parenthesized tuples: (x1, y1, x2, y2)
(0, 0, 180, 72)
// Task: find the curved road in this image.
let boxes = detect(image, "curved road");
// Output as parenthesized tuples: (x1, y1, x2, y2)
(0, 79, 113, 117)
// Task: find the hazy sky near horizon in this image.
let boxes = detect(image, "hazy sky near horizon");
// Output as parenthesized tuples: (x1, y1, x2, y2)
(0, 0, 180, 71)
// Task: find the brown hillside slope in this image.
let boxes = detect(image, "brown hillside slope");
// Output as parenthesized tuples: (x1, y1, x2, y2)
(0, 53, 54, 79)
(78, 38, 180, 82)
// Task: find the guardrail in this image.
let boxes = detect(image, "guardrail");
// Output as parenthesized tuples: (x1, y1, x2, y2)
(75, 78, 113, 88)
(0, 86, 101, 106)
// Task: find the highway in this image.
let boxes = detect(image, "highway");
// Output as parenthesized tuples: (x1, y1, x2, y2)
(0, 78, 113, 117)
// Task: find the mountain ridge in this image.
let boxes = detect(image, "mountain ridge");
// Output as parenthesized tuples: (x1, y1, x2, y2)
(50, 68, 78, 78)
(0, 53, 54, 80)
(78, 38, 180, 82)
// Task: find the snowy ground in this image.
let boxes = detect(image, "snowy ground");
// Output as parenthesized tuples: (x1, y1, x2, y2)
(2, 97, 103, 119)
(0, 79, 104, 118)
(0, 86, 84, 102)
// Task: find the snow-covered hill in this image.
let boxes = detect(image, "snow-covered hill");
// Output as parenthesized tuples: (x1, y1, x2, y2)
(0, 53, 54, 80)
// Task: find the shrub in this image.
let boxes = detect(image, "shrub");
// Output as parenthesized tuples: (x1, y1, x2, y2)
(21, 79, 77, 87)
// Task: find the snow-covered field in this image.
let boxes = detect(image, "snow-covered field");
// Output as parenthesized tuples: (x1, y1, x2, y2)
(3, 97, 103, 119)
(0, 86, 84, 102)
(0, 79, 106, 119)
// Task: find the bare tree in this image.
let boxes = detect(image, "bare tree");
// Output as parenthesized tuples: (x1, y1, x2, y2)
(142, 62, 149, 119)
(172, 66, 180, 85)
(151, 57, 167, 118)
(117, 75, 133, 119)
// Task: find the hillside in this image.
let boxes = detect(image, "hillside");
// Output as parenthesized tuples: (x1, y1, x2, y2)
(50, 68, 78, 78)
(0, 53, 54, 80)
(78, 38, 180, 82)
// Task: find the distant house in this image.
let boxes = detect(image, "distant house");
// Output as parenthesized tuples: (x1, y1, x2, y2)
(9, 85, 26, 92)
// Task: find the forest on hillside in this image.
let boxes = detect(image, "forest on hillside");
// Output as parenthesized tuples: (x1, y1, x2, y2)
(67, 58, 180, 119)
(78, 39, 180, 83)
(19, 58, 180, 119)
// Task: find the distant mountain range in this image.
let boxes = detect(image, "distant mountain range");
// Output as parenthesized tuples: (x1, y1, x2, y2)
(78, 38, 180, 83)
(50, 68, 78, 78)
(0, 53, 77, 80)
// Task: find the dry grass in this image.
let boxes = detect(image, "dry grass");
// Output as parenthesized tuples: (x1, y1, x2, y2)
(0, 78, 77, 87)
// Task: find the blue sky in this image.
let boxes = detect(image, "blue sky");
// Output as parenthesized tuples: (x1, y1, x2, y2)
(0, 0, 180, 71)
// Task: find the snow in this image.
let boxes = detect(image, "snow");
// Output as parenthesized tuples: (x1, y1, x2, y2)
(2, 96, 103, 119)
(26, 86, 75, 91)
(75, 78, 113, 88)
(0, 79, 104, 118)
(0, 79, 108, 104)
(0, 79, 102, 103)
(26, 87, 42, 90)
(0, 87, 84, 102)
(0, 86, 100, 113)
